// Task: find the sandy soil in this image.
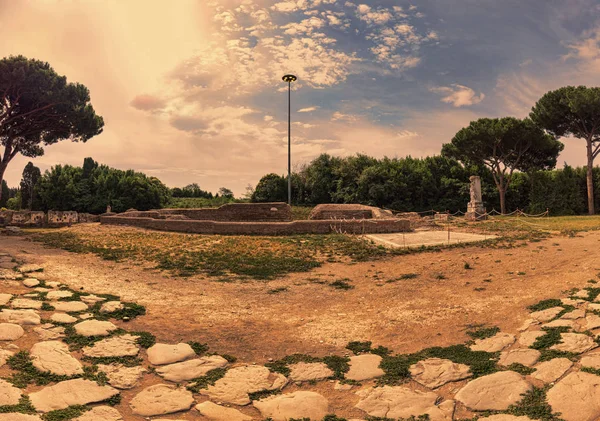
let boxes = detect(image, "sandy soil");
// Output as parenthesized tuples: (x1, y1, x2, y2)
(1, 227, 597, 364)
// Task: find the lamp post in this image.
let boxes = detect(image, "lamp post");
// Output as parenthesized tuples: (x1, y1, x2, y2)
(282, 74, 297, 206)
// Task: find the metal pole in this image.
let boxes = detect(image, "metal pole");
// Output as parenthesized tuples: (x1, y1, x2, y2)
(287, 80, 291, 205)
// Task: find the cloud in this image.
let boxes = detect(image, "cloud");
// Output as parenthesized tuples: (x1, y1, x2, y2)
(298, 106, 319, 112)
(430, 84, 485, 107)
(130, 94, 166, 111)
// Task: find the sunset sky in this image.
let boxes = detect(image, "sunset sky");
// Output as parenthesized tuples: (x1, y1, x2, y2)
(2, 0, 600, 195)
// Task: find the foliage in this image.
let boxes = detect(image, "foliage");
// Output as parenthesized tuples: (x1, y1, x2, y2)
(36, 157, 171, 213)
(20, 162, 41, 210)
(252, 152, 600, 216)
(530, 86, 600, 214)
(0, 180, 9, 208)
(442, 117, 563, 213)
(0, 55, 103, 202)
(466, 326, 500, 340)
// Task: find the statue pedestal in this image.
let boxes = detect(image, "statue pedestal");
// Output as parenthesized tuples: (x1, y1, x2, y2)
(466, 201, 486, 221)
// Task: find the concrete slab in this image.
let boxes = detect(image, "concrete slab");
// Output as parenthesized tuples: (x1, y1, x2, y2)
(365, 230, 496, 249)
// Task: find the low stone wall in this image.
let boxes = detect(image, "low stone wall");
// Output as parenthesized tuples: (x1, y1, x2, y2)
(309, 204, 395, 220)
(0, 210, 100, 227)
(48, 211, 79, 226)
(101, 216, 410, 235)
(114, 203, 292, 222)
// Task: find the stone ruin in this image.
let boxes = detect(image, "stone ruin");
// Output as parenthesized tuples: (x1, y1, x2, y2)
(101, 202, 411, 235)
(466, 176, 486, 221)
(0, 210, 100, 228)
(308, 204, 395, 220)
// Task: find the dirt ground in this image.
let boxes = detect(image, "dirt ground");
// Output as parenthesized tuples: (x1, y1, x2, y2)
(1, 227, 597, 364)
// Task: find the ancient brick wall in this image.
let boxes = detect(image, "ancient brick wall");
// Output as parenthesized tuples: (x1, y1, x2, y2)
(100, 215, 410, 235)
(47, 211, 79, 226)
(10, 211, 46, 226)
(158, 203, 292, 222)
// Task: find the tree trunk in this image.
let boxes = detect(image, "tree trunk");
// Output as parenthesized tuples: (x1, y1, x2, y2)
(0, 162, 6, 204)
(499, 186, 506, 215)
(586, 140, 595, 215)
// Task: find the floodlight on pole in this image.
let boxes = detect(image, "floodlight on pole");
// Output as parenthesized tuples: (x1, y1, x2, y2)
(282, 74, 297, 206)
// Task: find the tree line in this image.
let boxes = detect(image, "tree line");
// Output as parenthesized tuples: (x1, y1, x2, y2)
(251, 154, 600, 215)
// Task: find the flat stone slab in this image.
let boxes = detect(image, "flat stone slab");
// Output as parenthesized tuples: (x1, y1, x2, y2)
(409, 358, 472, 388)
(253, 391, 329, 421)
(10, 299, 42, 310)
(0, 415, 42, 421)
(46, 290, 73, 300)
(470, 333, 516, 352)
(0, 378, 22, 405)
(23, 278, 40, 288)
(0, 323, 24, 341)
(29, 378, 119, 412)
(0, 349, 14, 367)
(530, 358, 573, 383)
(74, 406, 123, 421)
(31, 340, 83, 376)
(547, 371, 600, 421)
(498, 349, 541, 367)
(34, 324, 65, 340)
(74, 320, 118, 337)
(542, 319, 574, 329)
(289, 362, 334, 382)
(517, 331, 545, 347)
(97, 364, 146, 389)
(83, 334, 139, 358)
(156, 355, 229, 382)
(0, 309, 41, 325)
(581, 315, 600, 331)
(346, 354, 385, 381)
(51, 301, 88, 312)
(355, 386, 454, 420)
(19, 264, 44, 273)
(147, 343, 196, 365)
(580, 352, 600, 368)
(550, 333, 597, 354)
(0, 294, 12, 306)
(100, 301, 123, 313)
(80, 295, 106, 304)
(530, 307, 563, 322)
(196, 401, 252, 421)
(561, 309, 585, 320)
(51, 313, 78, 324)
(129, 384, 194, 416)
(202, 365, 288, 405)
(455, 371, 531, 411)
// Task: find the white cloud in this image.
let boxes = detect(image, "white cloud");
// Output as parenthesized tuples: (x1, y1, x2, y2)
(298, 106, 319, 112)
(430, 84, 485, 107)
(264, 115, 274, 121)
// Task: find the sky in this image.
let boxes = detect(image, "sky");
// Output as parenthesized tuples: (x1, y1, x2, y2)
(2, 0, 600, 195)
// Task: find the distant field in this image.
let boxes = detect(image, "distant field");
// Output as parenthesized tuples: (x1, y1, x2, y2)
(461, 215, 600, 235)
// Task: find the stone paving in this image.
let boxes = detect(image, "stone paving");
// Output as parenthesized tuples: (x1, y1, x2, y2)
(2, 251, 600, 420)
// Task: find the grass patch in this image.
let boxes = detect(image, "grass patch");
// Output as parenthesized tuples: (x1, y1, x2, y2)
(265, 354, 321, 377)
(527, 299, 563, 312)
(530, 327, 569, 350)
(248, 388, 281, 401)
(187, 368, 228, 393)
(538, 349, 578, 362)
(505, 387, 561, 420)
(464, 262, 472, 270)
(346, 341, 391, 357)
(82, 356, 142, 367)
(330, 279, 354, 290)
(43, 405, 89, 421)
(504, 363, 536, 375)
(466, 326, 500, 340)
(378, 345, 498, 386)
(267, 287, 288, 294)
(6, 351, 73, 388)
(0, 396, 36, 414)
(187, 341, 209, 355)
(132, 331, 156, 349)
